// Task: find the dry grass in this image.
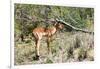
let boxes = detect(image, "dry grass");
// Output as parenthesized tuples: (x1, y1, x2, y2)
(14, 32, 94, 65)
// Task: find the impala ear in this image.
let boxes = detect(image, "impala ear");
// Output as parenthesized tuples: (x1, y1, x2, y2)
(54, 22, 57, 26)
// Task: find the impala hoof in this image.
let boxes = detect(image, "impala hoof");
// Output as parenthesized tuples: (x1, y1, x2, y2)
(36, 55, 40, 60)
(33, 55, 40, 60)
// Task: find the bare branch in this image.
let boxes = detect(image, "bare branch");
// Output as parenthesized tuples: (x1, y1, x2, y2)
(56, 18, 94, 34)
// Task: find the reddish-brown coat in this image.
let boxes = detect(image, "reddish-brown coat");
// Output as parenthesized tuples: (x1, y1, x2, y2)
(32, 23, 64, 60)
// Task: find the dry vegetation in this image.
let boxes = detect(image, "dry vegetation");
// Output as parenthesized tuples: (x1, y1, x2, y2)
(14, 31, 94, 65)
(14, 4, 94, 65)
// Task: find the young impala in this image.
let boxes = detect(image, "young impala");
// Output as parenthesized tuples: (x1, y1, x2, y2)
(32, 20, 64, 60)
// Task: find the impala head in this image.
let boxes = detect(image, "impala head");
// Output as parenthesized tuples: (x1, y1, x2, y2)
(54, 22, 64, 30)
(49, 18, 64, 30)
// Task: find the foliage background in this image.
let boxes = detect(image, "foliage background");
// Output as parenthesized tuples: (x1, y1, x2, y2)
(14, 4, 94, 65)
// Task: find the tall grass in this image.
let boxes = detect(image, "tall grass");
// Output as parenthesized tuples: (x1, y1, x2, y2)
(14, 32, 94, 65)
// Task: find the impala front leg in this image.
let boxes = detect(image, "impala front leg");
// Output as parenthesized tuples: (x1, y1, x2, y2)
(35, 39, 40, 60)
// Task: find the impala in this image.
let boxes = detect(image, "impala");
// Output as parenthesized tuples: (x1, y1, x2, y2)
(32, 20, 64, 60)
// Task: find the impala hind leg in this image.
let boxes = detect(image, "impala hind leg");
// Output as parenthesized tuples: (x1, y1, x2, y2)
(47, 37, 51, 55)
